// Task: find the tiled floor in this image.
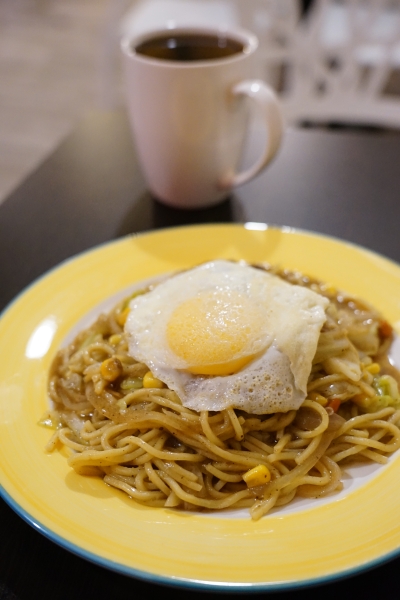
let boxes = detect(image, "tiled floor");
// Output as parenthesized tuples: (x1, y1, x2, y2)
(0, 0, 113, 204)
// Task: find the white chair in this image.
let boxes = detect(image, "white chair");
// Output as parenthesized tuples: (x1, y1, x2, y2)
(282, 0, 400, 129)
(99, 0, 400, 129)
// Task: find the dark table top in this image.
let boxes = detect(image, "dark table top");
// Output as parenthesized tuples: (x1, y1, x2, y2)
(1, 110, 400, 600)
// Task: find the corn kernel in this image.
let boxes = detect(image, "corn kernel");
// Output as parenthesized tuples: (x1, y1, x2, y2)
(352, 393, 372, 409)
(100, 357, 123, 382)
(143, 371, 165, 389)
(109, 334, 122, 346)
(366, 363, 381, 375)
(116, 307, 130, 327)
(243, 464, 271, 488)
(309, 392, 328, 406)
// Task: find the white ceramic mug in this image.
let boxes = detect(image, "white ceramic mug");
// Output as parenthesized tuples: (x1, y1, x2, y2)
(121, 26, 284, 209)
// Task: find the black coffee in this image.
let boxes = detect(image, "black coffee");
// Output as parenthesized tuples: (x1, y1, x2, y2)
(134, 33, 244, 62)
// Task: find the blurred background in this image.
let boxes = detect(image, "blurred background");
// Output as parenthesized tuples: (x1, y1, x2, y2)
(1, 0, 400, 206)
(0, 0, 108, 204)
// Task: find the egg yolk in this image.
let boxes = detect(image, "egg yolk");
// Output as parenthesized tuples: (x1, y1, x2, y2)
(166, 291, 264, 375)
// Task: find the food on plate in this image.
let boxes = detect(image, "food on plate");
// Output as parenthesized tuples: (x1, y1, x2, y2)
(126, 261, 329, 414)
(44, 260, 400, 520)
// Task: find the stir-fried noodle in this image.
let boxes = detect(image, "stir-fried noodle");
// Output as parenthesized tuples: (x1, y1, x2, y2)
(44, 265, 400, 520)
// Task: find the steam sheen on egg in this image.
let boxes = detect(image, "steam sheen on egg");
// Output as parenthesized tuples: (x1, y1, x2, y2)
(125, 261, 329, 414)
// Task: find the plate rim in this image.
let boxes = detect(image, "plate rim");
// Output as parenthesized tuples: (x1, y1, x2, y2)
(2, 222, 400, 592)
(1, 479, 399, 593)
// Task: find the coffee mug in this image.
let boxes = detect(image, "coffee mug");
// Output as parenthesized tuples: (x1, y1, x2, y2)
(121, 26, 283, 209)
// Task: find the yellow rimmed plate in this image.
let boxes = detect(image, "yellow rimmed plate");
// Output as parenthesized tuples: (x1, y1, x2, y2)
(1, 223, 400, 592)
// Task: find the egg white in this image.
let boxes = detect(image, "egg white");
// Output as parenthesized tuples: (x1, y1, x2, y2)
(125, 260, 329, 414)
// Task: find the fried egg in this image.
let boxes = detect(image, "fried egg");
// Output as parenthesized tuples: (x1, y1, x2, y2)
(125, 260, 329, 414)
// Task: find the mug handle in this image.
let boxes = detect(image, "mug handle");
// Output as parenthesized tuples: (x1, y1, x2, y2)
(218, 80, 284, 190)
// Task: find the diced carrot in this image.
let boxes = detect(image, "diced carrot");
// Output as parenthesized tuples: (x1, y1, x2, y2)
(327, 398, 341, 413)
(379, 320, 393, 339)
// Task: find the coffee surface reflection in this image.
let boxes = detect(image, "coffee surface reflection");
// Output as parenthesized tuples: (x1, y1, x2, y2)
(134, 33, 245, 62)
